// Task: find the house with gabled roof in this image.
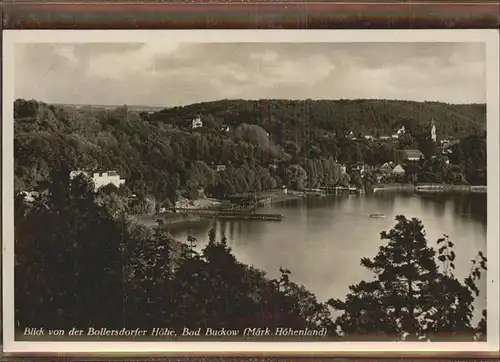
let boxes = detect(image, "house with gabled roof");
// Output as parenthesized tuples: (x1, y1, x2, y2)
(392, 164, 406, 175)
(379, 162, 393, 174)
(394, 149, 424, 163)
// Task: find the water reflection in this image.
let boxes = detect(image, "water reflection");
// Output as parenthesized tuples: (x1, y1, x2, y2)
(169, 193, 487, 322)
(452, 193, 487, 223)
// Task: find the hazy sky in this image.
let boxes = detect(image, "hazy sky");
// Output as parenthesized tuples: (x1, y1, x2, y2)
(15, 42, 486, 106)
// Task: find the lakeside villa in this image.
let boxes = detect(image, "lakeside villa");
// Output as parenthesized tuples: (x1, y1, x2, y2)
(70, 170, 126, 191)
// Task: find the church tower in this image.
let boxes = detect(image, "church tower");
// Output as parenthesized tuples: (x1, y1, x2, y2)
(429, 118, 437, 142)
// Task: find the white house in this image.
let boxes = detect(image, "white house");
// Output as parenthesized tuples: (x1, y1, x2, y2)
(396, 125, 406, 135)
(70, 170, 89, 179)
(70, 170, 125, 191)
(21, 191, 39, 203)
(92, 171, 126, 190)
(392, 164, 406, 175)
(396, 149, 424, 162)
(192, 115, 203, 129)
(379, 162, 393, 174)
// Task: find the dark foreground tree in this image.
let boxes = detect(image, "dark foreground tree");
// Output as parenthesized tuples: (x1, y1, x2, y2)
(329, 215, 487, 341)
(123, 219, 174, 328)
(15, 160, 125, 330)
(15, 164, 334, 333)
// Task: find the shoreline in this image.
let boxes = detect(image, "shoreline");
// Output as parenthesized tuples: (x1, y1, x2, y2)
(134, 192, 302, 229)
(265, 193, 304, 205)
(372, 184, 487, 194)
(135, 184, 486, 229)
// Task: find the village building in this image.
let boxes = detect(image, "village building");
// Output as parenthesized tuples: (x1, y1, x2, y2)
(347, 131, 356, 140)
(21, 191, 39, 203)
(379, 162, 393, 174)
(394, 149, 424, 163)
(441, 139, 458, 155)
(390, 125, 406, 139)
(92, 171, 125, 190)
(70, 170, 88, 179)
(70, 170, 125, 192)
(392, 164, 406, 175)
(191, 115, 203, 129)
(210, 164, 227, 172)
(362, 165, 378, 174)
(353, 163, 376, 175)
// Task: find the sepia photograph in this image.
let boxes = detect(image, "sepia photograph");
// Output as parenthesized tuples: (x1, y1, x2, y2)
(2, 29, 499, 354)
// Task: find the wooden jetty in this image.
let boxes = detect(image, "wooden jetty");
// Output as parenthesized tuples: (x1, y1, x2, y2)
(415, 184, 487, 194)
(319, 186, 364, 194)
(163, 208, 284, 221)
(212, 213, 284, 221)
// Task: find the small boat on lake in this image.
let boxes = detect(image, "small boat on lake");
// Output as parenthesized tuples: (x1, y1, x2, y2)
(370, 213, 386, 219)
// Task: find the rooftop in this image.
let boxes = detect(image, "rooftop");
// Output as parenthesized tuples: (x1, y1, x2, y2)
(400, 149, 424, 158)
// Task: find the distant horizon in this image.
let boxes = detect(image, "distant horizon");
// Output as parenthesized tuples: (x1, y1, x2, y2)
(19, 97, 487, 110)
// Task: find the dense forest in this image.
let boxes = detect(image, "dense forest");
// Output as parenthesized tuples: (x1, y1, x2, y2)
(14, 98, 487, 211)
(147, 98, 486, 138)
(15, 163, 487, 341)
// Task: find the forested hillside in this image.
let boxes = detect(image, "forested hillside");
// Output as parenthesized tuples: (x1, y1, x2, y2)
(14, 98, 486, 205)
(147, 99, 486, 138)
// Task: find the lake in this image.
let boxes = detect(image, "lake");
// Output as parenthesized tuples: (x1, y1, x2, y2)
(168, 193, 488, 323)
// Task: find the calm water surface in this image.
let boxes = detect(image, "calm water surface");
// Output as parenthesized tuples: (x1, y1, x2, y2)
(168, 193, 487, 322)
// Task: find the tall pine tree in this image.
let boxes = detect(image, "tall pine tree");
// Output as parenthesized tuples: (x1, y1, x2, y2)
(329, 215, 487, 341)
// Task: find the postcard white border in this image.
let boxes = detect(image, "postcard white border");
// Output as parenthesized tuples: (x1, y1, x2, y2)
(3, 29, 499, 354)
